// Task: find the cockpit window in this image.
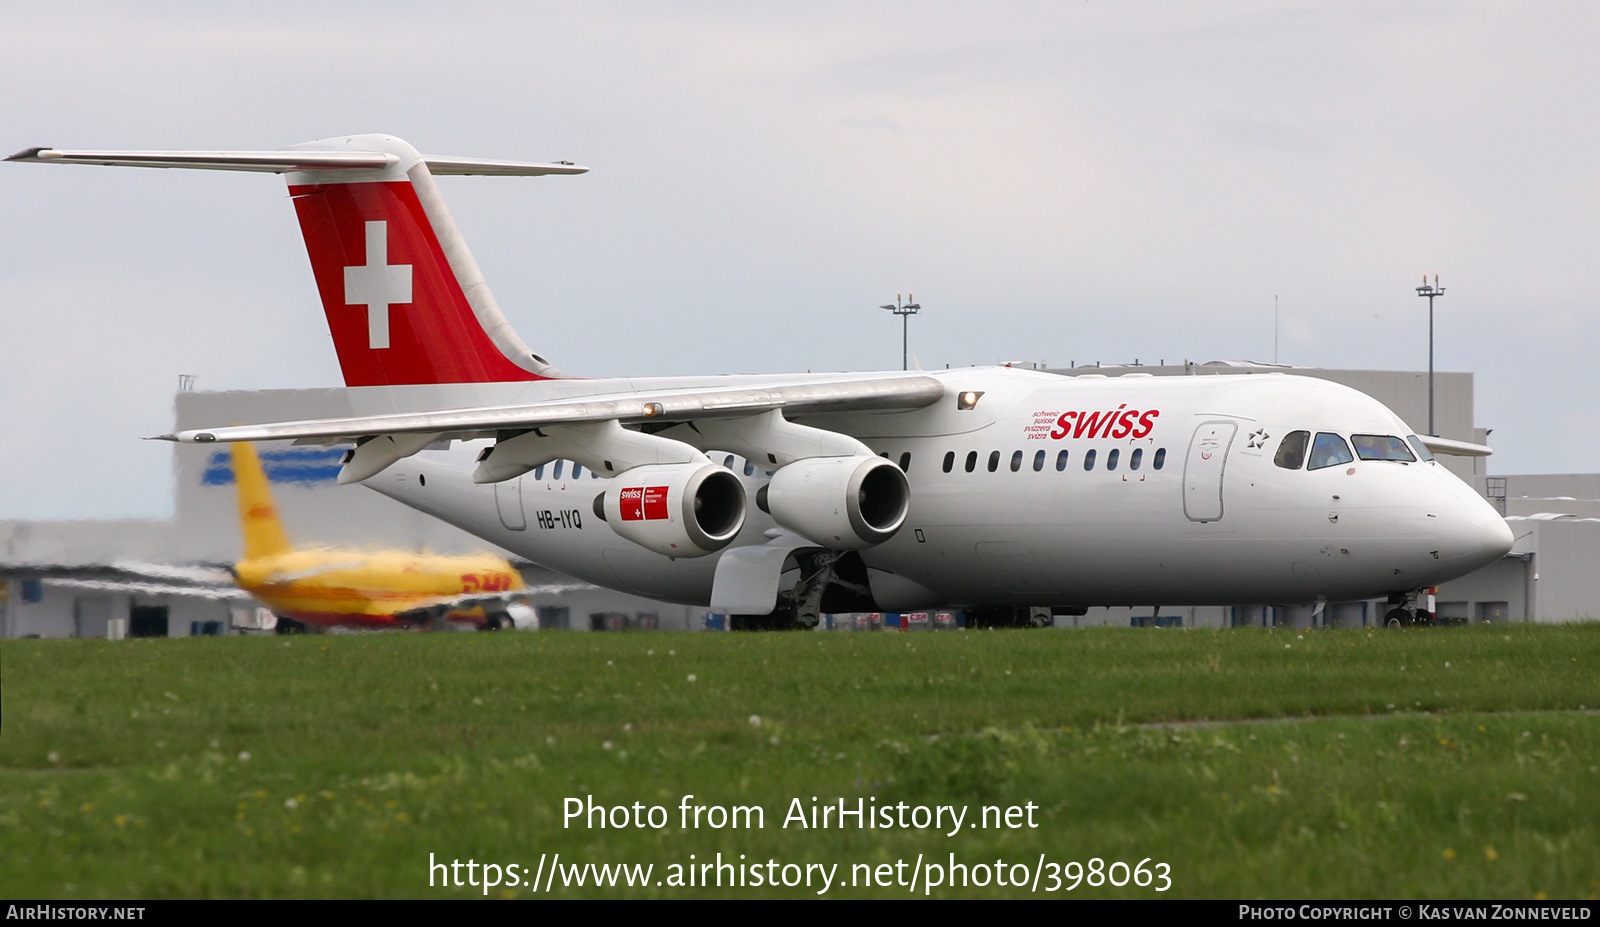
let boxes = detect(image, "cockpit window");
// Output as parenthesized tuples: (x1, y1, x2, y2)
(1351, 434, 1416, 462)
(1406, 435, 1435, 461)
(1274, 430, 1310, 469)
(1307, 433, 1354, 470)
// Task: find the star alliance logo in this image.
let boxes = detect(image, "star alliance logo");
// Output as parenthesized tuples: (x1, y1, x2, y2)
(1247, 428, 1269, 449)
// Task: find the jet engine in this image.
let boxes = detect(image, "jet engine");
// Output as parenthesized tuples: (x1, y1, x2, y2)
(758, 455, 910, 550)
(593, 463, 746, 558)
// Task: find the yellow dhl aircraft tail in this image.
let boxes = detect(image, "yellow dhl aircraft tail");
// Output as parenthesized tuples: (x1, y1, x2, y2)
(228, 442, 527, 630)
(231, 440, 293, 561)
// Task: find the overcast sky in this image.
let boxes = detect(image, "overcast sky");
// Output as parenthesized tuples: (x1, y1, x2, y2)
(4, 1, 1596, 519)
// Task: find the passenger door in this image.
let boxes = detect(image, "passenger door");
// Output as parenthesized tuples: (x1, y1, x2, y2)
(1183, 421, 1237, 523)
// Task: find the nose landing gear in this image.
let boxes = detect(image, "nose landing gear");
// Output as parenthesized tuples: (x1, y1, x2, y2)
(1383, 591, 1435, 628)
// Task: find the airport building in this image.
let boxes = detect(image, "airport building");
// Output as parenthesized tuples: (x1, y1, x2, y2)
(2, 364, 1597, 637)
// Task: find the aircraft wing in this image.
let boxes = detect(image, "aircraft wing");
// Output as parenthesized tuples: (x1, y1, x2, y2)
(1419, 436, 1494, 458)
(157, 375, 947, 446)
(44, 578, 251, 600)
(5, 563, 247, 600)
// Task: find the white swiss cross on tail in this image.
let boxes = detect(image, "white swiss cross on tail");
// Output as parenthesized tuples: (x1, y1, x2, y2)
(343, 220, 413, 349)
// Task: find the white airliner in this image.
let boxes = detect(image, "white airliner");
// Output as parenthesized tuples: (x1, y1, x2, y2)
(9, 135, 1514, 629)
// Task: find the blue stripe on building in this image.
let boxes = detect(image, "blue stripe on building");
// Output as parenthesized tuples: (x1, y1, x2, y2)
(201, 448, 347, 486)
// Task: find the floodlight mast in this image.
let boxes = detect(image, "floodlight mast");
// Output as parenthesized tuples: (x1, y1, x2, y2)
(1415, 275, 1445, 435)
(880, 292, 921, 371)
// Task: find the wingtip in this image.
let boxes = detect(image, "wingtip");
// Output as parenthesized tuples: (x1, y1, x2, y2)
(5, 147, 50, 162)
(147, 434, 179, 442)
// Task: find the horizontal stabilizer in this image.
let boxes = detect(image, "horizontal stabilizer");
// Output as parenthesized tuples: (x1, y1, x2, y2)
(6, 147, 587, 175)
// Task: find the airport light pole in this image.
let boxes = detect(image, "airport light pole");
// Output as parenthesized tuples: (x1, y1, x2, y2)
(1415, 275, 1445, 435)
(880, 292, 920, 371)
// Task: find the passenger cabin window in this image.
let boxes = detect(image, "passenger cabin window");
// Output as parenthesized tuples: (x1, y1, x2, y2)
(1153, 448, 1166, 469)
(1056, 450, 1069, 471)
(1130, 448, 1143, 470)
(965, 451, 977, 473)
(942, 451, 955, 473)
(572, 462, 583, 478)
(743, 460, 756, 477)
(1033, 450, 1045, 471)
(1106, 448, 1120, 471)
(899, 452, 911, 473)
(724, 455, 735, 469)
(553, 460, 564, 479)
(534, 465, 545, 480)
(1274, 430, 1310, 469)
(1407, 435, 1435, 461)
(1307, 433, 1355, 470)
(1010, 450, 1023, 472)
(1083, 449, 1097, 471)
(987, 451, 1000, 473)
(1351, 435, 1416, 462)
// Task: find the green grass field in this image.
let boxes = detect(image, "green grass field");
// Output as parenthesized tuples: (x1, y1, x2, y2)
(3, 624, 1598, 899)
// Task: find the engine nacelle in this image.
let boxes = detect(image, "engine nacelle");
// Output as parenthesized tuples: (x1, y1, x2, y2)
(594, 463, 746, 558)
(760, 455, 909, 550)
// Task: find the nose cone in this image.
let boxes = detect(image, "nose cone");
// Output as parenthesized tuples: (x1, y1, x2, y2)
(1480, 514, 1515, 561)
(1435, 503, 1514, 574)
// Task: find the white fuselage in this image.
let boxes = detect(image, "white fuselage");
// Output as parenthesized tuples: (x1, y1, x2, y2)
(367, 367, 1513, 610)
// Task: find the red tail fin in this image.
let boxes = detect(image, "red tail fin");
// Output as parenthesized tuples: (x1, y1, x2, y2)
(9, 134, 576, 387)
(284, 135, 566, 387)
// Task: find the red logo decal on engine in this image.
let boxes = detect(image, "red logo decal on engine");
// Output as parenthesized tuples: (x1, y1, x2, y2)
(619, 487, 645, 521)
(643, 486, 670, 520)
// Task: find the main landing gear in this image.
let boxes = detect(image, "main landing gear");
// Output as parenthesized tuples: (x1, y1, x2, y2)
(729, 550, 876, 631)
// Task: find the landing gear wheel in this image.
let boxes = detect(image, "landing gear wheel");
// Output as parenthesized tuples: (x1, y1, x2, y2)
(1383, 608, 1409, 629)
